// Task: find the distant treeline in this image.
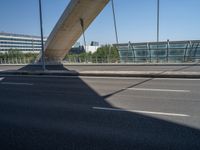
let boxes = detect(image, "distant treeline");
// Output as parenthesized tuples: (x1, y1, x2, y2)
(65, 45, 120, 63)
(0, 50, 38, 61)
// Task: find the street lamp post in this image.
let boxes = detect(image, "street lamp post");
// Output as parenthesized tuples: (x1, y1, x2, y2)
(156, 0, 160, 62)
(157, 0, 160, 43)
(39, 0, 46, 71)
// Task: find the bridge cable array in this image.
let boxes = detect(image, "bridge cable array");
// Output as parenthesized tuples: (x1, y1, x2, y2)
(79, 0, 119, 51)
(80, 18, 87, 51)
(111, 0, 119, 45)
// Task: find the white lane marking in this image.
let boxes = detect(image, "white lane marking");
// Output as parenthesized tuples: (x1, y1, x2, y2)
(80, 76, 148, 80)
(0, 77, 4, 81)
(125, 88, 190, 93)
(154, 78, 200, 81)
(1, 82, 33, 86)
(93, 107, 190, 117)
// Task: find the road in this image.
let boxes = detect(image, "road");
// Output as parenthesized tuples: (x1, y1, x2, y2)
(0, 75, 200, 149)
(0, 64, 200, 72)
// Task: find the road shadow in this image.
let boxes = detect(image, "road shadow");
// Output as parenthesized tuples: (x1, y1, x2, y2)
(18, 64, 70, 71)
(103, 78, 153, 99)
(0, 73, 200, 150)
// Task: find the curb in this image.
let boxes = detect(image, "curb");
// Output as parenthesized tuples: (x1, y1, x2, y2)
(63, 63, 200, 67)
(1, 71, 200, 78)
(79, 71, 200, 78)
(0, 63, 200, 67)
(0, 71, 79, 76)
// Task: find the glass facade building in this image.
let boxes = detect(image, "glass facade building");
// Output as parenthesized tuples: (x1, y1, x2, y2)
(116, 40, 200, 63)
(0, 32, 46, 53)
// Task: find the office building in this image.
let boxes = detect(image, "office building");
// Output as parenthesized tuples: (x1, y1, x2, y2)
(0, 32, 46, 53)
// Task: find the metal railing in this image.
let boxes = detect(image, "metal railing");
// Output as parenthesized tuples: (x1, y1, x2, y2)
(116, 40, 200, 64)
(0, 56, 200, 65)
(0, 57, 35, 64)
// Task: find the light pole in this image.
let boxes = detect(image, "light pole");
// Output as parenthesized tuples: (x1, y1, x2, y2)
(39, 0, 46, 71)
(156, 0, 160, 62)
(157, 0, 160, 43)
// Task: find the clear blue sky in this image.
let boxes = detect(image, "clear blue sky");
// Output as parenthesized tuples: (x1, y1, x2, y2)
(0, 0, 200, 44)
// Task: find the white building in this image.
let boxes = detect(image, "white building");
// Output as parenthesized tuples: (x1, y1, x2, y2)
(85, 41, 100, 53)
(0, 32, 46, 53)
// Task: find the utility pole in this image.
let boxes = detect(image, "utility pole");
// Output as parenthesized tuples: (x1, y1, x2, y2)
(39, 0, 46, 71)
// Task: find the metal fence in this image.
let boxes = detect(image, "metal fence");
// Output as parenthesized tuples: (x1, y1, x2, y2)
(116, 40, 200, 63)
(0, 57, 118, 65)
(0, 56, 200, 65)
(1, 40, 200, 64)
(64, 57, 120, 64)
(0, 57, 35, 64)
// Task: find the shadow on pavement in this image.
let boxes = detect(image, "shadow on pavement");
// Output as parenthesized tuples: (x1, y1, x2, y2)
(0, 68, 200, 150)
(103, 78, 153, 99)
(18, 64, 70, 71)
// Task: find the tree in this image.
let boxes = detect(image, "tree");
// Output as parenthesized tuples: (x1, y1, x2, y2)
(65, 44, 120, 63)
(0, 49, 38, 64)
(93, 45, 119, 62)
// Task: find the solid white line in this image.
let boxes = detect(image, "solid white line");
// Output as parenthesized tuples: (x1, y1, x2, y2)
(1, 82, 33, 86)
(154, 78, 200, 81)
(92, 107, 189, 117)
(80, 76, 147, 80)
(126, 88, 190, 93)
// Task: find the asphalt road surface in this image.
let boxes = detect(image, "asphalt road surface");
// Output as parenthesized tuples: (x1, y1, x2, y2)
(0, 64, 200, 72)
(0, 75, 200, 149)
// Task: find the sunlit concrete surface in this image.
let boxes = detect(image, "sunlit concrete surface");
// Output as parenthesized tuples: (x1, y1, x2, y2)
(45, 0, 109, 61)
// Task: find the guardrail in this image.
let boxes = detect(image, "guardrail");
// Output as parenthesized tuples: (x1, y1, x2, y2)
(0, 57, 200, 65)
